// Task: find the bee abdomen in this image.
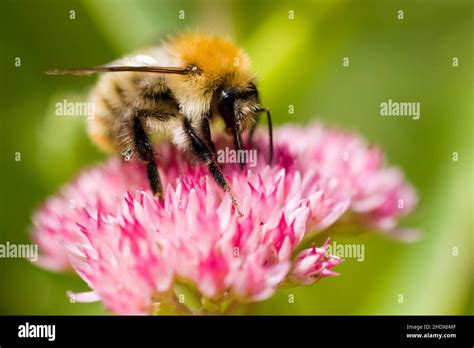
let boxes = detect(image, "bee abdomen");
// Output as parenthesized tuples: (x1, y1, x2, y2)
(88, 96, 123, 154)
(87, 73, 180, 156)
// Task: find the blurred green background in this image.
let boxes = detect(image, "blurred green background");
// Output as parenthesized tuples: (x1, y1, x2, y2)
(0, 0, 472, 315)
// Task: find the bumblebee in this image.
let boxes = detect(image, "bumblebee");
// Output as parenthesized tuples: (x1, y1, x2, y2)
(47, 32, 273, 215)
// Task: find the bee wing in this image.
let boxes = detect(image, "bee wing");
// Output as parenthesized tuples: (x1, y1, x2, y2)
(45, 65, 197, 76)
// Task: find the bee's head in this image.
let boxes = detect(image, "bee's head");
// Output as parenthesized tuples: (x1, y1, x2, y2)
(216, 82, 273, 164)
(217, 83, 260, 135)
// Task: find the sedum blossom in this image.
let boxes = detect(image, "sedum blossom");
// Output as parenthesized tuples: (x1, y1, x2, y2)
(31, 123, 417, 314)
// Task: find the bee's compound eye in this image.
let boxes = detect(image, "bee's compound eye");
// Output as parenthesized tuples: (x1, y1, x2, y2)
(221, 89, 233, 102)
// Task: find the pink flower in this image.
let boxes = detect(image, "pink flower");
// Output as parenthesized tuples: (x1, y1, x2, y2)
(289, 239, 343, 286)
(275, 125, 418, 239)
(31, 123, 417, 314)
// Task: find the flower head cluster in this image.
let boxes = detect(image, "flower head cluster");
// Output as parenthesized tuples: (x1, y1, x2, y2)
(31, 123, 417, 314)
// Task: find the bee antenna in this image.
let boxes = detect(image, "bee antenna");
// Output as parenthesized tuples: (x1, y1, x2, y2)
(44, 65, 196, 76)
(258, 108, 273, 164)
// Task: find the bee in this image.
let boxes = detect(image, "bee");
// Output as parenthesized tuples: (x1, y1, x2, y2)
(46, 32, 273, 215)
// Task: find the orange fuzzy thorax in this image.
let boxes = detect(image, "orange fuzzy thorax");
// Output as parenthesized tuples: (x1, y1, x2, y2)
(164, 33, 257, 123)
(169, 32, 255, 89)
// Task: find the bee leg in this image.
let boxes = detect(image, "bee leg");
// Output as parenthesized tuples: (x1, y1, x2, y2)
(200, 113, 216, 153)
(132, 114, 163, 199)
(184, 118, 243, 217)
(232, 125, 245, 170)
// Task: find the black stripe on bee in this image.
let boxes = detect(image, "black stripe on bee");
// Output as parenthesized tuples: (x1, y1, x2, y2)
(142, 89, 174, 102)
(135, 109, 172, 123)
(130, 74, 174, 102)
(102, 97, 123, 116)
(113, 82, 126, 100)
